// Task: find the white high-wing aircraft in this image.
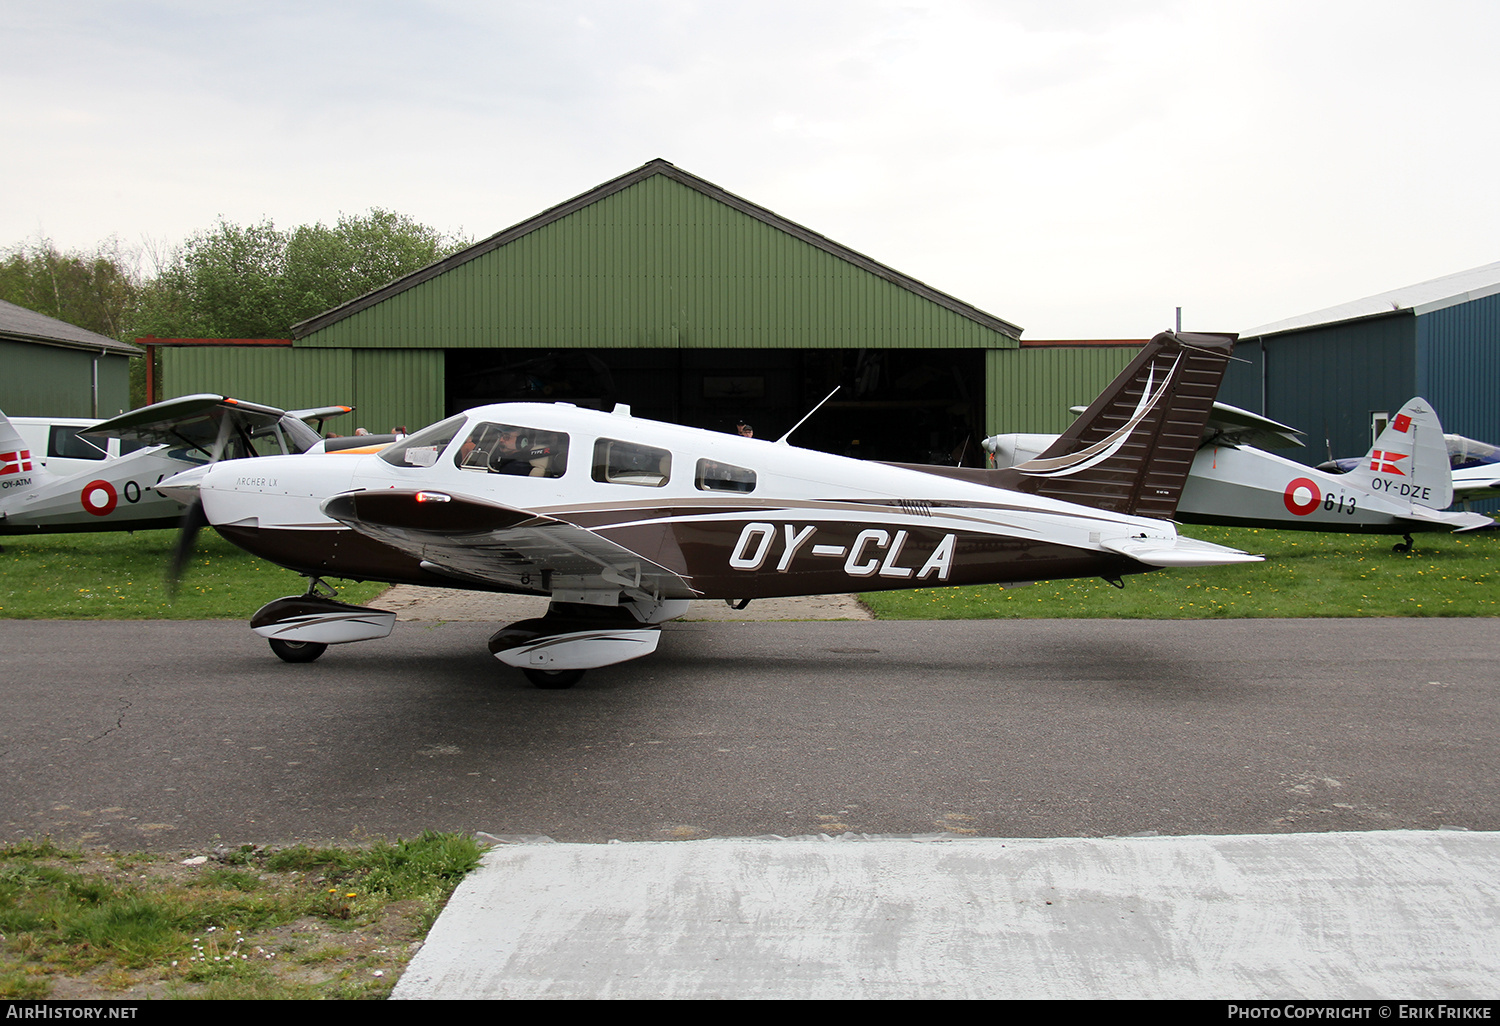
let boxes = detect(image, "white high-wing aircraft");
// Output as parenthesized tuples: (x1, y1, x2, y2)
(985, 397, 1492, 551)
(157, 332, 1262, 688)
(0, 397, 353, 536)
(1450, 439, 1500, 503)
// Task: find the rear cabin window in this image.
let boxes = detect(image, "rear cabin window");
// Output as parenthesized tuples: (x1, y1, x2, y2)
(695, 459, 756, 493)
(49, 426, 107, 461)
(454, 423, 568, 478)
(593, 439, 671, 487)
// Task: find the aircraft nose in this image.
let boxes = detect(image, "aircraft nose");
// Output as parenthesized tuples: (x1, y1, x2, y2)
(155, 464, 211, 503)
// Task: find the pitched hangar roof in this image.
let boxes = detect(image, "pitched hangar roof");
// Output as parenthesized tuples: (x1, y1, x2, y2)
(1245, 261, 1500, 339)
(291, 158, 1023, 342)
(0, 299, 142, 356)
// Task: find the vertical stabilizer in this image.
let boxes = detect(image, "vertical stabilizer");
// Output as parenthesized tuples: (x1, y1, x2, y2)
(1341, 398, 1453, 510)
(0, 409, 41, 483)
(998, 331, 1235, 517)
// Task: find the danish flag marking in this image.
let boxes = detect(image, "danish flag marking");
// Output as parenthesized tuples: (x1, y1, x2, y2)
(1, 449, 33, 475)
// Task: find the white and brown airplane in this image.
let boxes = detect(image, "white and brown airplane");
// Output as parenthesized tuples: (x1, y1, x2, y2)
(157, 331, 1262, 688)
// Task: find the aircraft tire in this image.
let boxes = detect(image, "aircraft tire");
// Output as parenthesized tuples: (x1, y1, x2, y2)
(268, 638, 329, 663)
(523, 667, 584, 689)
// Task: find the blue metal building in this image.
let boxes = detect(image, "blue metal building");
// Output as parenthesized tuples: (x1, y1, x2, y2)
(1222, 262, 1500, 469)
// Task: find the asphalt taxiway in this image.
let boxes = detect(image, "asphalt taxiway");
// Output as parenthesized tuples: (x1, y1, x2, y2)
(2, 611, 1497, 997)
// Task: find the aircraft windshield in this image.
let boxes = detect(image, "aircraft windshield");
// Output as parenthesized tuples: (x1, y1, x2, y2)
(278, 415, 324, 454)
(1447, 435, 1500, 469)
(379, 415, 466, 468)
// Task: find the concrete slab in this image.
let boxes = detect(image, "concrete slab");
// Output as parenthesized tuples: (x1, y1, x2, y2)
(377, 585, 872, 622)
(393, 831, 1500, 1000)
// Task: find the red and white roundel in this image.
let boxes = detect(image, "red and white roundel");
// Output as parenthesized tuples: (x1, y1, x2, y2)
(81, 479, 118, 516)
(1283, 477, 1320, 516)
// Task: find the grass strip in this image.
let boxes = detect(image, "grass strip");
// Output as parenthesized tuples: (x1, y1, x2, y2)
(0, 529, 386, 619)
(0, 833, 484, 1000)
(862, 525, 1500, 619)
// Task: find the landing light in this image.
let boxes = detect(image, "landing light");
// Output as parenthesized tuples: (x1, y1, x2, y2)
(415, 491, 452, 503)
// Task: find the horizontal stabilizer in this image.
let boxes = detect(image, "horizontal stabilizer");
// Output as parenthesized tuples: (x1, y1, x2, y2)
(1398, 504, 1492, 532)
(1102, 534, 1265, 568)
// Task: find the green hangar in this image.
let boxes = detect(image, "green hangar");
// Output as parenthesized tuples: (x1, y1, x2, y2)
(153, 160, 1142, 463)
(1, 299, 141, 418)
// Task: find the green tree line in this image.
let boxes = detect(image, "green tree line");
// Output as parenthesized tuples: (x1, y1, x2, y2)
(3, 210, 469, 403)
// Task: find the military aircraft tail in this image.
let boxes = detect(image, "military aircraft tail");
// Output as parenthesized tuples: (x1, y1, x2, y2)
(0, 408, 44, 486)
(1338, 398, 1453, 511)
(998, 331, 1235, 518)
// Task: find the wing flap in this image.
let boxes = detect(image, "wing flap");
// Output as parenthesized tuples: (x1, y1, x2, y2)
(321, 489, 697, 599)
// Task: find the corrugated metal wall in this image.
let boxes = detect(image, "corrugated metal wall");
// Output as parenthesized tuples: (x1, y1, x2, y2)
(1216, 340, 1264, 413)
(985, 346, 1139, 434)
(1417, 292, 1500, 445)
(162, 346, 447, 436)
(351, 349, 446, 433)
(301, 174, 1016, 353)
(1235, 314, 1417, 465)
(0, 341, 132, 418)
(164, 346, 351, 409)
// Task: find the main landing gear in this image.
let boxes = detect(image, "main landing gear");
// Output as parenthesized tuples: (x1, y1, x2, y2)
(486, 597, 690, 688)
(249, 580, 688, 687)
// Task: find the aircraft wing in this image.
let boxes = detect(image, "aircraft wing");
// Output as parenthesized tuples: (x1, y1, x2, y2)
(1069, 400, 1304, 449)
(87, 395, 287, 447)
(1452, 476, 1500, 502)
(286, 405, 354, 426)
(321, 489, 698, 601)
(1201, 403, 1305, 449)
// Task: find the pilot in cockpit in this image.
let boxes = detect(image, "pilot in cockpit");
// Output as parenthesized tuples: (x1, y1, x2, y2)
(456, 423, 562, 477)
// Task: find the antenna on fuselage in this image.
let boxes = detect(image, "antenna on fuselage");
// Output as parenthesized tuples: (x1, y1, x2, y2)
(775, 386, 841, 446)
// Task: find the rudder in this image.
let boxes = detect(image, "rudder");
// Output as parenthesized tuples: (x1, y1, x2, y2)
(1341, 398, 1453, 510)
(997, 331, 1235, 517)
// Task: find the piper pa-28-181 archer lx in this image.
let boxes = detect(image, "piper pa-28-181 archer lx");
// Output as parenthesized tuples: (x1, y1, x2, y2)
(0, 397, 353, 535)
(157, 331, 1262, 688)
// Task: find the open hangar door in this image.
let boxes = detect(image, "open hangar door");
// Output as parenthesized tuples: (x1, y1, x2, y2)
(444, 347, 986, 466)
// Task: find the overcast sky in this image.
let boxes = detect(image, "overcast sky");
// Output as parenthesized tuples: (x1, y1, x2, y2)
(6, 0, 1499, 339)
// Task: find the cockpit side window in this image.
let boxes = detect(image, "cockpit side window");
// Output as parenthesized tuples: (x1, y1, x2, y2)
(695, 459, 756, 493)
(455, 423, 568, 478)
(593, 439, 671, 487)
(379, 415, 466, 468)
(49, 426, 107, 461)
